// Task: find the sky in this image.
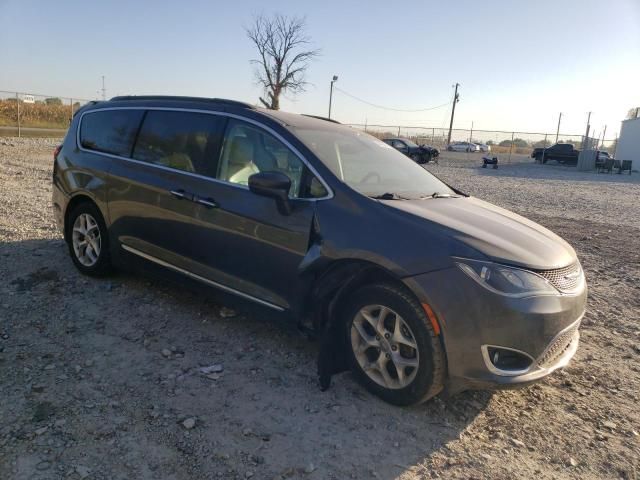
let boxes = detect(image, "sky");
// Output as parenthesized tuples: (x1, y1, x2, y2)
(1, 0, 639, 138)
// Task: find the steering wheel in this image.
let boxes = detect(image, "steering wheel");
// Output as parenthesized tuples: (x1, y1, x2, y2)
(360, 172, 381, 184)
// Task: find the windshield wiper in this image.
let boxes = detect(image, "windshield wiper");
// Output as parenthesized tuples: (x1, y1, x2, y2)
(368, 192, 412, 200)
(427, 192, 459, 199)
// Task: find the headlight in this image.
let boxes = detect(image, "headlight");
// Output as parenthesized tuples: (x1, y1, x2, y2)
(456, 259, 558, 297)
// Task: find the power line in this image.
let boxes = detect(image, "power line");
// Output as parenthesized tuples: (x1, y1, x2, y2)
(333, 86, 451, 113)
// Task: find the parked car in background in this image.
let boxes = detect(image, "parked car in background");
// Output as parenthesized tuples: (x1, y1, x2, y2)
(447, 141, 480, 152)
(531, 143, 580, 165)
(475, 142, 491, 152)
(53, 95, 586, 406)
(383, 138, 439, 164)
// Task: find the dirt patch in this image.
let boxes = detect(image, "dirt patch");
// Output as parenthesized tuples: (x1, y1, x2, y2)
(0, 138, 639, 479)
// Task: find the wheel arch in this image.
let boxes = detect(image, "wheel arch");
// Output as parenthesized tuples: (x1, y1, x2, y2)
(307, 259, 400, 332)
(307, 259, 442, 334)
(63, 193, 104, 242)
(312, 258, 447, 391)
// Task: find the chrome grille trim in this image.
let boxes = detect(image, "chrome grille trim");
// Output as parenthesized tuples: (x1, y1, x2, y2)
(535, 263, 582, 292)
(537, 320, 581, 368)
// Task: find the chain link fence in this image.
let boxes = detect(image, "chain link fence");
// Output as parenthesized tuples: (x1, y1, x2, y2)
(0, 91, 94, 138)
(347, 124, 617, 168)
(0, 90, 619, 170)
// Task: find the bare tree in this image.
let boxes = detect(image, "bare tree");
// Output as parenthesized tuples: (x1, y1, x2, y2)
(246, 14, 319, 110)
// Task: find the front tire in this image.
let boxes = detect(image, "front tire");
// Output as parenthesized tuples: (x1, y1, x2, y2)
(66, 201, 113, 277)
(343, 284, 445, 406)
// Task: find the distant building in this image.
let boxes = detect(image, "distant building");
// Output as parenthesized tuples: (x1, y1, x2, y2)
(616, 117, 640, 171)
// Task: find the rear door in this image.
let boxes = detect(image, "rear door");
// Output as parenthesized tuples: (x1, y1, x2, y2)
(106, 108, 228, 269)
(557, 144, 574, 162)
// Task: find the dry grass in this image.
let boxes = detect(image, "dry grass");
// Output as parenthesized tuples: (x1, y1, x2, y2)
(0, 100, 73, 129)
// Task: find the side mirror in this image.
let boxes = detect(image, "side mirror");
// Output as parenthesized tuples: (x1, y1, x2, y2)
(248, 171, 292, 215)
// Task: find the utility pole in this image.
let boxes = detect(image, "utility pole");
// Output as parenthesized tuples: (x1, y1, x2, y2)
(446, 83, 460, 146)
(328, 75, 338, 119)
(555, 112, 562, 144)
(583, 111, 592, 149)
(16, 92, 21, 138)
(469, 121, 474, 144)
(101, 76, 106, 101)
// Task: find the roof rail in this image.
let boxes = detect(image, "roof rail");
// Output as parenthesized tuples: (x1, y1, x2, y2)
(109, 95, 255, 109)
(302, 114, 341, 124)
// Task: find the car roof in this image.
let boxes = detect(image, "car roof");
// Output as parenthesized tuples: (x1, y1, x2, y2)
(256, 108, 344, 130)
(109, 95, 255, 109)
(78, 95, 350, 133)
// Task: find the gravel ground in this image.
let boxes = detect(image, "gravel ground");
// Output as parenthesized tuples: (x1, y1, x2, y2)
(426, 161, 640, 228)
(1, 137, 639, 480)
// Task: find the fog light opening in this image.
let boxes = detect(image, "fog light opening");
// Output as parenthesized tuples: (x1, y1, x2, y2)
(485, 346, 534, 374)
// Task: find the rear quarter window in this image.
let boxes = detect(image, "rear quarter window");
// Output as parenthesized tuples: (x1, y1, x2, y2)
(79, 109, 144, 157)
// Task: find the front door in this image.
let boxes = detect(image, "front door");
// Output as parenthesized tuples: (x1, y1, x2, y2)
(180, 118, 325, 311)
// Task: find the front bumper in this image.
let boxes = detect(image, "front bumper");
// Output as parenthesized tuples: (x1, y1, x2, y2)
(404, 265, 587, 394)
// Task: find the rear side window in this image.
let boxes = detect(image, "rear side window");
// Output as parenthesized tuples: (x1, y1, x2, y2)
(80, 110, 144, 157)
(132, 111, 226, 178)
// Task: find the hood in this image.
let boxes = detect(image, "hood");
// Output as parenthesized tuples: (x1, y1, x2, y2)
(384, 196, 576, 270)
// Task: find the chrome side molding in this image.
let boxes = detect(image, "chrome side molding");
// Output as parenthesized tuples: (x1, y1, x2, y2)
(121, 244, 285, 312)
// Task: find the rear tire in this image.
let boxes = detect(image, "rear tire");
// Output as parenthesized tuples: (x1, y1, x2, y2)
(343, 284, 445, 406)
(66, 201, 113, 277)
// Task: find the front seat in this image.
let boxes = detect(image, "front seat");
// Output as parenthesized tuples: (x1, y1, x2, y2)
(221, 135, 258, 185)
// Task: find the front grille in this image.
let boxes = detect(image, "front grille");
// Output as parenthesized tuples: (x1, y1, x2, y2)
(535, 263, 582, 292)
(537, 322, 580, 367)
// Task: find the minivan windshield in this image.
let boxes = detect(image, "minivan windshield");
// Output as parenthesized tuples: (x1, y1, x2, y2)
(294, 127, 454, 198)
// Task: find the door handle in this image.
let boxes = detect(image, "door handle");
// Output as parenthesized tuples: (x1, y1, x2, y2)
(195, 197, 218, 208)
(170, 189, 188, 200)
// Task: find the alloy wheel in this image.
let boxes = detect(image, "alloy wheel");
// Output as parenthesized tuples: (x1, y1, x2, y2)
(72, 213, 101, 267)
(350, 304, 419, 389)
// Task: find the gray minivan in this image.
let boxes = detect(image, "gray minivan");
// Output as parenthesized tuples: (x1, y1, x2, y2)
(52, 96, 587, 405)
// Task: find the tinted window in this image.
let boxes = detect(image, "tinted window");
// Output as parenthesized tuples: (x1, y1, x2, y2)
(80, 109, 144, 156)
(218, 119, 326, 198)
(132, 111, 226, 177)
(553, 144, 571, 152)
